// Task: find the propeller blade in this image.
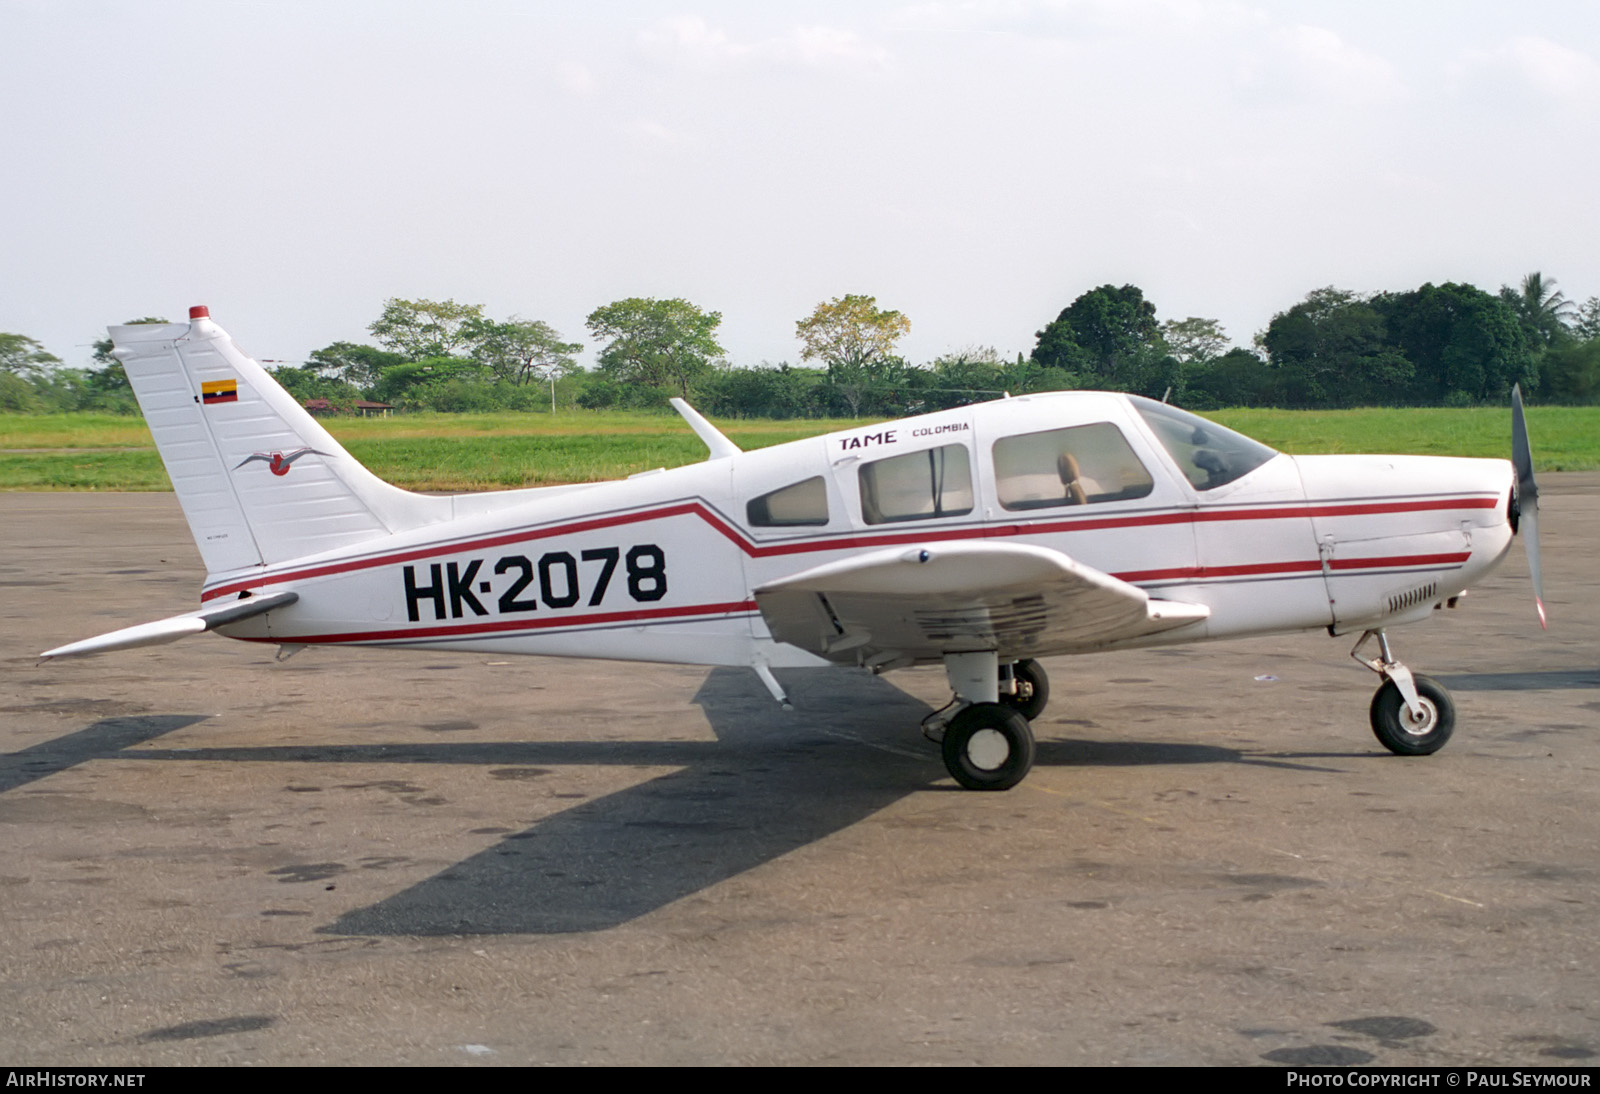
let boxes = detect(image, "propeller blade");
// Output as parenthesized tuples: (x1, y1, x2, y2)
(1511, 384, 1546, 628)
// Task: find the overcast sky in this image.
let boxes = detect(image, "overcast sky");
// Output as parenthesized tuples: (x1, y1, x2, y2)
(5, 0, 1599, 371)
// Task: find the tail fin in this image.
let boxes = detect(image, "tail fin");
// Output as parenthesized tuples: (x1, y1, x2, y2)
(115, 307, 448, 577)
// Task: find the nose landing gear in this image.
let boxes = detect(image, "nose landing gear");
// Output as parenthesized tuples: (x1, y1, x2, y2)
(1352, 629, 1456, 755)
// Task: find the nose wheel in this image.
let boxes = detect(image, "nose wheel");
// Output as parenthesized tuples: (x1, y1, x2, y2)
(1369, 675, 1455, 755)
(1352, 629, 1457, 756)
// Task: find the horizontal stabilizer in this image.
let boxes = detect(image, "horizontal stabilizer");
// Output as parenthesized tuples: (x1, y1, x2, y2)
(40, 592, 298, 660)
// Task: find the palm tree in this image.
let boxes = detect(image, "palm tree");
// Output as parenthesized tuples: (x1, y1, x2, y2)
(1507, 272, 1576, 346)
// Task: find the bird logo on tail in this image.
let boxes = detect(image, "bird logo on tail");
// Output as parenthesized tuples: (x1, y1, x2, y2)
(234, 447, 329, 477)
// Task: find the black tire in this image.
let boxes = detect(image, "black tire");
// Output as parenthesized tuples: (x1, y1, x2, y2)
(1369, 675, 1455, 756)
(942, 703, 1036, 791)
(1000, 658, 1050, 721)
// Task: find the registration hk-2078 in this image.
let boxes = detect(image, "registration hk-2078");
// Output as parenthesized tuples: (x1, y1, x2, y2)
(402, 544, 668, 622)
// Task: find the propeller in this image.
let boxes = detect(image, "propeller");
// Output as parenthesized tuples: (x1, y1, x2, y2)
(1510, 384, 1546, 629)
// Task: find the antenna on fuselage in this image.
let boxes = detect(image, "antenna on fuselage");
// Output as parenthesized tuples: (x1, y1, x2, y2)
(670, 398, 742, 461)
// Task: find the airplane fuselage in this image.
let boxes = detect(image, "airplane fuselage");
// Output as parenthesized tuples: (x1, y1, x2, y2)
(208, 392, 1516, 670)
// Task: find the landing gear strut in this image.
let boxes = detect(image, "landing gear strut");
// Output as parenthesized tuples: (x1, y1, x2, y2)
(1351, 629, 1456, 755)
(926, 652, 1045, 790)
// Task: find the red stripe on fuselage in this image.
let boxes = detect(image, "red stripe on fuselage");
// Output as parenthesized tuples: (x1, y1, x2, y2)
(1118, 551, 1472, 584)
(239, 599, 761, 646)
(200, 493, 1499, 602)
(236, 554, 1472, 647)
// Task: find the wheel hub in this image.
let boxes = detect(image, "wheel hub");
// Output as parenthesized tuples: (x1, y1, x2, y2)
(1399, 698, 1439, 736)
(965, 728, 1011, 771)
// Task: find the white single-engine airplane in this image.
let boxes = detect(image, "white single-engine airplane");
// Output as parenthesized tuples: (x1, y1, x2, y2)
(42, 307, 1546, 790)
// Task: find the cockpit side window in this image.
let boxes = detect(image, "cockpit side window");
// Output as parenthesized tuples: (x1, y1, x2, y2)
(858, 444, 974, 525)
(993, 423, 1154, 510)
(747, 476, 829, 527)
(1131, 398, 1277, 491)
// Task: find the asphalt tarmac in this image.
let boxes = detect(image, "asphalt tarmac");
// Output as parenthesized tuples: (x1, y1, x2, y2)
(2, 483, 1597, 1066)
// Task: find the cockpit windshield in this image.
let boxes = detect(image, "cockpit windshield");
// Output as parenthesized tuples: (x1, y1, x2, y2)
(1130, 397, 1278, 491)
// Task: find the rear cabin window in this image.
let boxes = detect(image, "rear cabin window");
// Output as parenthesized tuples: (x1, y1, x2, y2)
(747, 476, 829, 527)
(993, 423, 1154, 510)
(859, 444, 974, 525)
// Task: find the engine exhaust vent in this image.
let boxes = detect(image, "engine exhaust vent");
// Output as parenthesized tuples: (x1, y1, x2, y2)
(1388, 581, 1438, 615)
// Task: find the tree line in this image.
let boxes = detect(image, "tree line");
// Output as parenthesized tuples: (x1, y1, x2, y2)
(5, 274, 1599, 417)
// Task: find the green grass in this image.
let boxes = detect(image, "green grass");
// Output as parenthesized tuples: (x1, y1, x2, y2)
(0, 410, 873, 491)
(1207, 406, 1595, 467)
(340, 411, 868, 489)
(0, 413, 158, 449)
(1, 405, 1595, 492)
(0, 450, 172, 490)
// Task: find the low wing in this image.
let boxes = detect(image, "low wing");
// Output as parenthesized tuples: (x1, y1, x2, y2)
(39, 592, 298, 660)
(754, 542, 1206, 667)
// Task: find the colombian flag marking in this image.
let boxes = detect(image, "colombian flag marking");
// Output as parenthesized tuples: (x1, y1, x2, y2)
(202, 379, 238, 405)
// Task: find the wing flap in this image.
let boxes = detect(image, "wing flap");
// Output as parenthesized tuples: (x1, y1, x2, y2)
(754, 542, 1205, 664)
(40, 592, 298, 660)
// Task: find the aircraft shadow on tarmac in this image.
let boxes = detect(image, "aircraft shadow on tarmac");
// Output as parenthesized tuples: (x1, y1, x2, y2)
(325, 667, 940, 936)
(1434, 669, 1600, 692)
(3, 668, 1434, 936)
(0, 713, 207, 794)
(312, 668, 1325, 938)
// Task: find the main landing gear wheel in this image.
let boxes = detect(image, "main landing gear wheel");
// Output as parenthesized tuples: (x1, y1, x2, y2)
(1369, 675, 1455, 756)
(942, 702, 1036, 791)
(1000, 659, 1050, 722)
